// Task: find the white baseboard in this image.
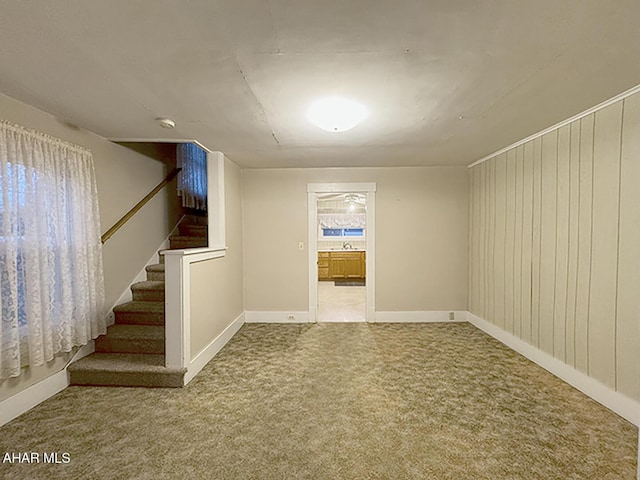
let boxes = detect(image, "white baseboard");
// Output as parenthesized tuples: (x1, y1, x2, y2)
(244, 311, 311, 323)
(0, 370, 68, 428)
(72, 341, 95, 362)
(374, 310, 467, 323)
(467, 312, 640, 427)
(0, 342, 96, 427)
(184, 312, 245, 385)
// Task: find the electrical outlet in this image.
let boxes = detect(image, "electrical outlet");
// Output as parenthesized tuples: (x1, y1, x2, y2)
(288, 314, 295, 321)
(448, 312, 455, 321)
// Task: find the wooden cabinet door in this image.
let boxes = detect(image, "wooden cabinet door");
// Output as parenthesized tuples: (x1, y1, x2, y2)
(329, 257, 346, 279)
(318, 252, 330, 280)
(344, 255, 363, 278)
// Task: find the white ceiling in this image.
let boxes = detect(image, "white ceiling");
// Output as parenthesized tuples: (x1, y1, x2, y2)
(0, 1, 638, 168)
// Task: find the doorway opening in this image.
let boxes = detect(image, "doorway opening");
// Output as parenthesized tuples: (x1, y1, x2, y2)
(317, 192, 366, 322)
(307, 183, 376, 323)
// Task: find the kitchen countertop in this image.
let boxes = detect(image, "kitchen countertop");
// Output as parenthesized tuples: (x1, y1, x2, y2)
(318, 249, 366, 252)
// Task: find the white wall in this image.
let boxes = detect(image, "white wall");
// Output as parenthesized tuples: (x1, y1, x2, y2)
(0, 92, 178, 401)
(469, 91, 640, 403)
(242, 166, 469, 313)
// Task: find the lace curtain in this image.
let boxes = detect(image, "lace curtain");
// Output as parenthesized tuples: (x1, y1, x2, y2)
(0, 120, 106, 379)
(177, 143, 207, 210)
(318, 213, 366, 229)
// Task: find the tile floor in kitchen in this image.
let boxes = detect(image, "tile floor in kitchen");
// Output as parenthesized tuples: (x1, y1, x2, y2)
(317, 281, 366, 322)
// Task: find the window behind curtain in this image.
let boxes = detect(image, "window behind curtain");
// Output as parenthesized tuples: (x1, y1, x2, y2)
(0, 120, 106, 378)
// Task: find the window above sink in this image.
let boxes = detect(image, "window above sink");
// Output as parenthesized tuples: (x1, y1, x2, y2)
(320, 228, 364, 239)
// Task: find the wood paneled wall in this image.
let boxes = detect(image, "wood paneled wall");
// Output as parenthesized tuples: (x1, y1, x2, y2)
(469, 92, 640, 402)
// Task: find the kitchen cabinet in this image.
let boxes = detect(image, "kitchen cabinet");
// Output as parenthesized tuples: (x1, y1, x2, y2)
(318, 251, 365, 280)
(318, 252, 330, 280)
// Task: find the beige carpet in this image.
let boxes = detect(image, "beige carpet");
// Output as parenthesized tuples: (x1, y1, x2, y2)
(0, 323, 637, 479)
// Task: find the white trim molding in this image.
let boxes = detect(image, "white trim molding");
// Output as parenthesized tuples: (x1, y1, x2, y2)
(163, 247, 227, 375)
(307, 182, 377, 324)
(184, 312, 245, 384)
(245, 311, 311, 323)
(0, 370, 68, 427)
(0, 342, 94, 427)
(375, 311, 468, 323)
(467, 312, 640, 427)
(207, 151, 226, 249)
(468, 83, 640, 168)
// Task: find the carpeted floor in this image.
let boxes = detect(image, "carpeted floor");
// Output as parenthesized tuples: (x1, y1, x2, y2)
(0, 323, 637, 479)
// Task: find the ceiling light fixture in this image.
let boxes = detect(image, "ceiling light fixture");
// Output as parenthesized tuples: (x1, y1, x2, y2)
(307, 97, 368, 133)
(156, 117, 176, 129)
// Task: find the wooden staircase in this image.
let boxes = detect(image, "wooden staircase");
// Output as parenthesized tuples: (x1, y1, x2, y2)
(68, 215, 207, 387)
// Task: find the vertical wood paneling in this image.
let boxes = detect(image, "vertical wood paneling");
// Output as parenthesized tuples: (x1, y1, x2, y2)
(468, 166, 475, 311)
(472, 166, 481, 313)
(494, 154, 507, 329)
(554, 125, 570, 362)
(530, 137, 543, 348)
(505, 149, 517, 334)
(469, 91, 640, 402)
(589, 102, 622, 389)
(513, 146, 524, 338)
(574, 114, 594, 374)
(521, 142, 534, 344)
(488, 160, 496, 323)
(482, 162, 489, 318)
(565, 121, 581, 368)
(539, 132, 558, 355)
(617, 94, 640, 400)
(478, 162, 487, 318)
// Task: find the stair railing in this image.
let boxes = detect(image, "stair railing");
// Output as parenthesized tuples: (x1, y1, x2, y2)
(101, 167, 182, 244)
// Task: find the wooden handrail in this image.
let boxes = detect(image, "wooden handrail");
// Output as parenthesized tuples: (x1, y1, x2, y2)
(101, 167, 181, 244)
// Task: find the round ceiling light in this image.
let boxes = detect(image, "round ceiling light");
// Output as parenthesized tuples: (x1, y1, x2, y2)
(307, 97, 368, 133)
(156, 117, 176, 129)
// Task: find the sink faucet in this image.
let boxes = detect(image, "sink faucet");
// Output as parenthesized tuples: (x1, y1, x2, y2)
(342, 242, 352, 250)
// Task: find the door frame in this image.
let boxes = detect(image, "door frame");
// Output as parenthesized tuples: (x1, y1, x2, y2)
(307, 182, 376, 323)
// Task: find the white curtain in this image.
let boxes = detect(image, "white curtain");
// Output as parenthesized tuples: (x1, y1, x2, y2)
(0, 120, 106, 379)
(177, 143, 207, 210)
(318, 213, 366, 229)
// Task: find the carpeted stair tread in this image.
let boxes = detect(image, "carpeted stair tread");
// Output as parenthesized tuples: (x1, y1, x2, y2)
(169, 235, 208, 249)
(114, 301, 164, 314)
(68, 353, 185, 388)
(178, 224, 207, 236)
(95, 325, 165, 354)
(101, 324, 164, 337)
(131, 281, 165, 301)
(131, 280, 164, 290)
(113, 301, 165, 325)
(169, 241, 207, 248)
(71, 353, 166, 371)
(170, 233, 207, 238)
(181, 214, 208, 225)
(145, 263, 165, 281)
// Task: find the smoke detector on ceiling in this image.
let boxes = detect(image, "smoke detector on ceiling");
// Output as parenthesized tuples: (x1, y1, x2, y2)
(156, 117, 176, 129)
